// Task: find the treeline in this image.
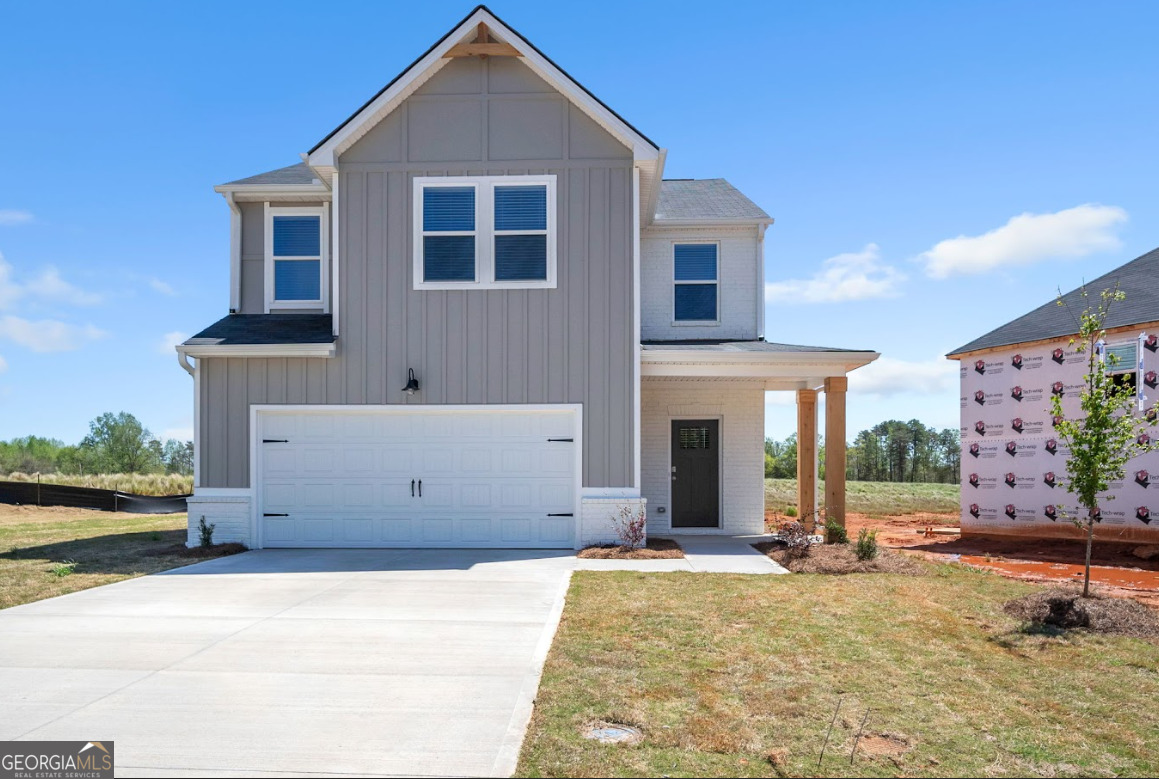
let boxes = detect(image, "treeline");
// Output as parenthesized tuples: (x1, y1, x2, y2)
(0, 412, 192, 476)
(766, 419, 960, 484)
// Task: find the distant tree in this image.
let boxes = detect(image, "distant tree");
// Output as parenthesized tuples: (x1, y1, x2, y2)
(162, 439, 194, 475)
(0, 435, 66, 473)
(1050, 287, 1157, 597)
(80, 412, 163, 473)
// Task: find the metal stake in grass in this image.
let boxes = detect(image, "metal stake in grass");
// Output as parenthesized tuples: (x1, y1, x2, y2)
(817, 696, 843, 769)
(850, 707, 871, 765)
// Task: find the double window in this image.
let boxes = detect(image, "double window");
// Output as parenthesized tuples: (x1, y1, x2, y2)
(673, 243, 719, 323)
(414, 175, 556, 290)
(266, 205, 328, 310)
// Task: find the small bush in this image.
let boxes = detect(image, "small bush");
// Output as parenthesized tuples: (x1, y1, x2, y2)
(611, 504, 646, 550)
(50, 560, 77, 577)
(784, 505, 798, 518)
(824, 519, 848, 545)
(777, 520, 812, 559)
(197, 516, 215, 549)
(856, 528, 879, 561)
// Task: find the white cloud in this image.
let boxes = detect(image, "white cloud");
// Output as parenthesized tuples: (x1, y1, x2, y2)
(0, 354, 7, 373)
(149, 277, 176, 296)
(765, 243, 905, 304)
(0, 315, 107, 353)
(848, 355, 959, 397)
(0, 255, 20, 309)
(0, 210, 34, 227)
(25, 267, 103, 305)
(159, 331, 188, 355)
(920, 204, 1128, 279)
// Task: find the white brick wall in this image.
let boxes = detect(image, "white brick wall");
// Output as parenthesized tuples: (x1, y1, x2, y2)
(579, 495, 648, 547)
(186, 492, 252, 548)
(641, 225, 761, 341)
(641, 378, 766, 535)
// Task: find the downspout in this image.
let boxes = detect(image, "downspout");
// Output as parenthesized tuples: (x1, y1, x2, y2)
(175, 346, 200, 489)
(756, 222, 768, 340)
(632, 166, 642, 493)
(176, 347, 195, 376)
(225, 192, 242, 313)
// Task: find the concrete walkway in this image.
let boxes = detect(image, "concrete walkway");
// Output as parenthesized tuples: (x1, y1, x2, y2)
(0, 549, 576, 778)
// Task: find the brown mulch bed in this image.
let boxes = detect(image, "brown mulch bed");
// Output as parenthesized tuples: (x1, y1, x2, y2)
(152, 542, 248, 559)
(753, 542, 927, 575)
(577, 538, 684, 559)
(1004, 587, 1159, 639)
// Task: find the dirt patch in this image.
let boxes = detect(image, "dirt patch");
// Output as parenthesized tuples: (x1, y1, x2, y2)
(152, 542, 247, 559)
(753, 542, 927, 575)
(858, 734, 910, 757)
(578, 538, 684, 559)
(1004, 587, 1159, 639)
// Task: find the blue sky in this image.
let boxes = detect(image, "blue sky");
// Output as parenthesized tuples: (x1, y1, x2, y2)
(1, 0, 1157, 445)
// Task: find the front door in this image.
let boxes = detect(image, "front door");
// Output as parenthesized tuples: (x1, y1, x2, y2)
(670, 419, 720, 528)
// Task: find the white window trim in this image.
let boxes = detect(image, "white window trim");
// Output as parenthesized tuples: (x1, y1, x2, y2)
(264, 203, 329, 312)
(412, 175, 557, 291)
(672, 240, 721, 326)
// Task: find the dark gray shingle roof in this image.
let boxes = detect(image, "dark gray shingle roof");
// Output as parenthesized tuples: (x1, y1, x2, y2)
(642, 339, 872, 354)
(949, 247, 1159, 356)
(655, 179, 770, 222)
(221, 163, 318, 187)
(186, 314, 335, 346)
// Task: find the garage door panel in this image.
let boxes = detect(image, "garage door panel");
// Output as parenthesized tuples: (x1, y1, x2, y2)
(258, 409, 576, 548)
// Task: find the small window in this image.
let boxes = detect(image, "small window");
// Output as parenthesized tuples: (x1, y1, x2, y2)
(674, 243, 719, 322)
(679, 426, 711, 449)
(1106, 342, 1137, 373)
(413, 176, 556, 290)
(267, 206, 327, 310)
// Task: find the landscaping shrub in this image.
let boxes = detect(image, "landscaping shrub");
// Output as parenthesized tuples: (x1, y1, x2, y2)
(856, 528, 879, 561)
(824, 519, 848, 544)
(611, 504, 646, 550)
(197, 516, 215, 548)
(777, 520, 812, 559)
(784, 505, 798, 518)
(1004, 587, 1159, 639)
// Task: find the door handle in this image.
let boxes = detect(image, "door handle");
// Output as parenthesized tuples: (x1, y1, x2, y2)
(418, 479, 422, 498)
(411, 479, 415, 497)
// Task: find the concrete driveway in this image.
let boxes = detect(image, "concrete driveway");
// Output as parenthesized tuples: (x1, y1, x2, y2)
(0, 549, 575, 777)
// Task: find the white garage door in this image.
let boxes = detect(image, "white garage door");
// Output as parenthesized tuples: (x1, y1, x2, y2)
(257, 407, 577, 548)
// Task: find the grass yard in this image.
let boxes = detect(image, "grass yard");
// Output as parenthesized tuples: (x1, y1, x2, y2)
(0, 505, 219, 609)
(766, 478, 959, 517)
(518, 565, 1159, 778)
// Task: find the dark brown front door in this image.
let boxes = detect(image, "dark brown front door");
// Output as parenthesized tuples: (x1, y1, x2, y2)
(670, 419, 720, 528)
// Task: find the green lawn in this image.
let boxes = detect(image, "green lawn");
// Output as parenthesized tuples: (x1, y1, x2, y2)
(518, 565, 1158, 778)
(766, 478, 959, 517)
(0, 505, 209, 609)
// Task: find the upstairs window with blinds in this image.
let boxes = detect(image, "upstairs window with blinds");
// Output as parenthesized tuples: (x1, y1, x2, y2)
(266, 205, 327, 310)
(673, 243, 719, 322)
(414, 175, 556, 290)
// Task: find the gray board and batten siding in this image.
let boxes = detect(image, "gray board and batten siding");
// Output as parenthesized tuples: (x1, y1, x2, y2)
(201, 57, 637, 490)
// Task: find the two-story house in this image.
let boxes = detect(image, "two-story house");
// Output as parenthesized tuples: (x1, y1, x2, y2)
(176, 5, 878, 550)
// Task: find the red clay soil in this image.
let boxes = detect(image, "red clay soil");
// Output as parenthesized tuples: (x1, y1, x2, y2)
(766, 509, 1159, 608)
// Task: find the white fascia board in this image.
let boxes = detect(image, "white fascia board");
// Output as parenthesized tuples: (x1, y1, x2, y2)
(177, 343, 336, 359)
(650, 217, 776, 228)
(307, 8, 657, 166)
(641, 350, 880, 377)
(213, 184, 331, 198)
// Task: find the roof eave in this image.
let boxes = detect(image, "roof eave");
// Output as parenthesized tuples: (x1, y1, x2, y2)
(650, 216, 774, 228)
(177, 342, 337, 359)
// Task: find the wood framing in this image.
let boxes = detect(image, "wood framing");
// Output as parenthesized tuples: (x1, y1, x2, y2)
(824, 376, 847, 529)
(796, 389, 818, 530)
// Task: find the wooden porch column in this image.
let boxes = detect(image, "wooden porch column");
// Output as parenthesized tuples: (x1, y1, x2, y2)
(796, 389, 818, 531)
(824, 376, 848, 529)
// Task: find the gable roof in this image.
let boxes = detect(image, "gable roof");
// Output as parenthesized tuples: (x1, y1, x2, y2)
(655, 179, 770, 222)
(306, 5, 658, 166)
(948, 246, 1159, 356)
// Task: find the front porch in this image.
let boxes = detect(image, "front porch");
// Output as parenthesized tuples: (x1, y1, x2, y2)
(639, 340, 879, 536)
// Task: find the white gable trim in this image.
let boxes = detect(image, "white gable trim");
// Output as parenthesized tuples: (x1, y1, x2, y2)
(306, 7, 658, 167)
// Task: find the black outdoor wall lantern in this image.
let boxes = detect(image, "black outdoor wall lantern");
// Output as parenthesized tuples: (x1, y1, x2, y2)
(402, 368, 420, 395)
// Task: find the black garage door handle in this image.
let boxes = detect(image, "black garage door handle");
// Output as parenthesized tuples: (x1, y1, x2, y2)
(263, 513, 288, 517)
